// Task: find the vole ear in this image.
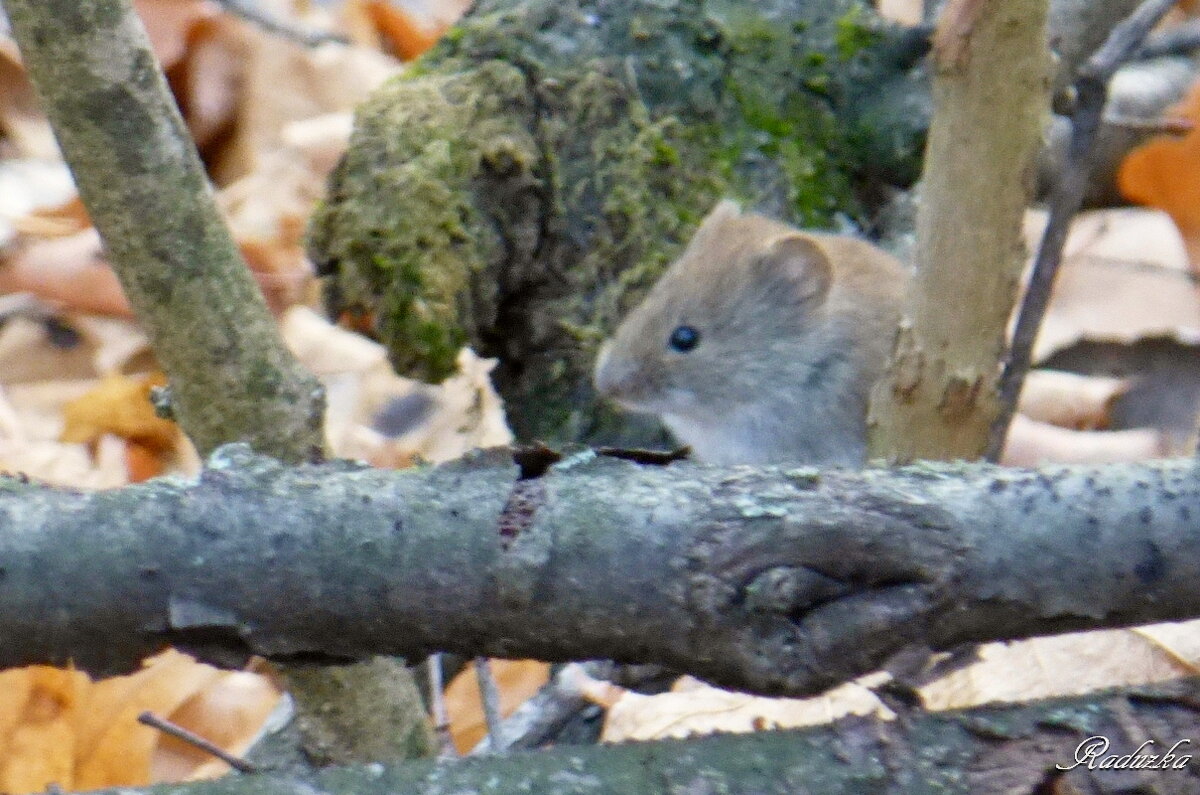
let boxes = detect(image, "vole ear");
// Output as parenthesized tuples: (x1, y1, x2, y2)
(689, 199, 741, 246)
(700, 199, 741, 227)
(755, 233, 832, 305)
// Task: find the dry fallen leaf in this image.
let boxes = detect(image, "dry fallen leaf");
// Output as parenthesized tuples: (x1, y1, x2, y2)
(1017, 369, 1127, 430)
(876, 0, 922, 25)
(1118, 79, 1200, 265)
(445, 660, 550, 753)
(1025, 208, 1200, 362)
(0, 651, 281, 793)
(600, 675, 890, 743)
(1001, 414, 1165, 466)
(279, 306, 513, 464)
(60, 372, 179, 456)
(0, 40, 58, 159)
(920, 624, 1200, 710)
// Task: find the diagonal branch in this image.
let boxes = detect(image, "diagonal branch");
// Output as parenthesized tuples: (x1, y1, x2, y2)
(3, 0, 325, 463)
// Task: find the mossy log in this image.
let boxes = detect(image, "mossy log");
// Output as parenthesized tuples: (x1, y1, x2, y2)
(307, 0, 928, 446)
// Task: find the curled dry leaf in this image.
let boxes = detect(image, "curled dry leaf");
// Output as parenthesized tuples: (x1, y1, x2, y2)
(0, 230, 131, 317)
(1001, 414, 1165, 466)
(600, 675, 890, 743)
(59, 373, 179, 455)
(1017, 369, 1127, 430)
(0, 162, 79, 249)
(920, 623, 1200, 711)
(1025, 208, 1200, 363)
(279, 306, 513, 465)
(0, 650, 280, 793)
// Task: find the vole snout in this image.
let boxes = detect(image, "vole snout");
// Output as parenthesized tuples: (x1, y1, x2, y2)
(593, 341, 644, 404)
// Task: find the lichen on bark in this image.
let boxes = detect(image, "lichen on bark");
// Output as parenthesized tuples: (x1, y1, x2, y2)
(308, 0, 923, 445)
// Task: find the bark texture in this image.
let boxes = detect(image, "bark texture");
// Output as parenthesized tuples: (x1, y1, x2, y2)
(3, 445, 1198, 698)
(87, 679, 1200, 794)
(869, 0, 1051, 462)
(4, 0, 324, 462)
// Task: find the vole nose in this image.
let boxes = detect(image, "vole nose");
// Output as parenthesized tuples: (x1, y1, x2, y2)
(593, 341, 632, 398)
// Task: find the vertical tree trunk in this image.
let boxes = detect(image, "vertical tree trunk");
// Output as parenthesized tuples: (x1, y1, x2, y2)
(868, 0, 1051, 462)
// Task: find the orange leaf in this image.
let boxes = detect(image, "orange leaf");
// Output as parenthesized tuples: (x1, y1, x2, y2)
(1117, 80, 1200, 264)
(74, 651, 222, 790)
(60, 372, 179, 455)
(0, 667, 88, 794)
(363, 0, 443, 61)
(445, 659, 549, 753)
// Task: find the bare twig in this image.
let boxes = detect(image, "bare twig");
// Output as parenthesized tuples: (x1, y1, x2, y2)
(470, 661, 674, 754)
(470, 662, 592, 754)
(137, 711, 259, 774)
(985, 0, 1179, 462)
(426, 653, 457, 757)
(474, 657, 505, 751)
(1137, 18, 1200, 60)
(1102, 113, 1193, 135)
(213, 0, 348, 47)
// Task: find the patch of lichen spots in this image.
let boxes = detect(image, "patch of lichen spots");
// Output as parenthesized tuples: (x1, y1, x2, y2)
(834, 6, 884, 62)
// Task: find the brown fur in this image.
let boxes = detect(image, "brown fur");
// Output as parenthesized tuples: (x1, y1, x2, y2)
(594, 200, 907, 466)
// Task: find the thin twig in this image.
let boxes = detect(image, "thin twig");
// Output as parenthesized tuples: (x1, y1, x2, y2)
(474, 657, 505, 751)
(985, 0, 1179, 462)
(213, 0, 348, 47)
(426, 653, 458, 757)
(1137, 18, 1200, 60)
(470, 662, 591, 754)
(1102, 113, 1193, 136)
(470, 661, 673, 754)
(137, 711, 259, 774)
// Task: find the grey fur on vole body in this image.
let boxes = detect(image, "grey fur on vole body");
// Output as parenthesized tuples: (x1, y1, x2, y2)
(594, 201, 907, 467)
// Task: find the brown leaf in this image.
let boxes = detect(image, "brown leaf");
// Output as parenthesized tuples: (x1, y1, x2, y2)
(445, 660, 550, 753)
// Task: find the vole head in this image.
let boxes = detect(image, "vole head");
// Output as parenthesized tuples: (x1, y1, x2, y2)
(593, 200, 835, 420)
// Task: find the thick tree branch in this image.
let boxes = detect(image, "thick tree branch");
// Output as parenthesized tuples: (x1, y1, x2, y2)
(85, 679, 1200, 794)
(2, 445, 1198, 698)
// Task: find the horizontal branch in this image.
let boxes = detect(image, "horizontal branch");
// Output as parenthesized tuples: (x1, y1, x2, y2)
(94, 679, 1200, 794)
(1, 445, 1198, 696)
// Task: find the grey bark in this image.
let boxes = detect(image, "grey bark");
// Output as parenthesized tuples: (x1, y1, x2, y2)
(2, 444, 1198, 699)
(86, 679, 1200, 794)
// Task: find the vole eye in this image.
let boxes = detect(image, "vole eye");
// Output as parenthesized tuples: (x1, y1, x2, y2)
(668, 324, 700, 353)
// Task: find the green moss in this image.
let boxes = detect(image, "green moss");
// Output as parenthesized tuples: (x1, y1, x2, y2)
(715, 11, 860, 226)
(834, 5, 884, 61)
(308, 61, 537, 380)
